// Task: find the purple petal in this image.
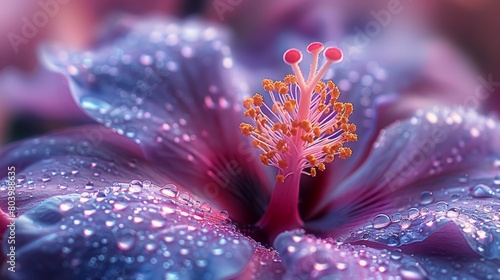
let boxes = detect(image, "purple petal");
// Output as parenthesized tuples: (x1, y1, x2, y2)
(274, 229, 430, 279)
(0, 126, 168, 215)
(304, 34, 482, 218)
(310, 107, 500, 259)
(2, 180, 255, 279)
(42, 17, 271, 224)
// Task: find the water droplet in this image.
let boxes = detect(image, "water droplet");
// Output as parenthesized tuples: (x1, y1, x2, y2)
(435, 201, 448, 212)
(117, 232, 136, 251)
(493, 175, 500, 185)
(391, 249, 403, 260)
(151, 220, 165, 228)
(83, 228, 94, 236)
(129, 180, 143, 193)
(446, 207, 460, 218)
(160, 184, 178, 198)
(419, 191, 434, 205)
(113, 202, 128, 211)
(372, 214, 391, 229)
(85, 181, 95, 190)
(59, 201, 74, 212)
(471, 184, 494, 198)
(400, 218, 412, 230)
(399, 265, 428, 280)
(200, 202, 212, 212)
(212, 248, 224, 256)
(41, 173, 51, 182)
(58, 183, 68, 190)
(336, 262, 348, 270)
(392, 213, 403, 222)
(178, 192, 190, 204)
(408, 208, 420, 220)
(142, 180, 152, 188)
(17, 175, 27, 184)
(220, 210, 229, 219)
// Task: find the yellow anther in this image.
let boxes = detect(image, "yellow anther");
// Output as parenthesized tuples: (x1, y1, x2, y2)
(244, 108, 257, 118)
(276, 174, 285, 183)
(260, 154, 270, 165)
(284, 100, 296, 112)
(306, 154, 317, 166)
(276, 140, 288, 152)
(300, 120, 312, 133)
(243, 98, 253, 109)
(334, 102, 345, 112)
(253, 94, 264, 107)
(318, 163, 326, 171)
(263, 79, 274, 91)
(342, 133, 358, 142)
(240, 123, 255, 136)
(327, 80, 335, 89)
(325, 155, 334, 163)
(314, 81, 326, 93)
(345, 103, 354, 116)
(339, 147, 352, 159)
(330, 86, 340, 100)
(252, 139, 260, 148)
(284, 74, 297, 84)
(310, 167, 317, 177)
(278, 159, 288, 169)
(313, 126, 321, 137)
(300, 134, 314, 143)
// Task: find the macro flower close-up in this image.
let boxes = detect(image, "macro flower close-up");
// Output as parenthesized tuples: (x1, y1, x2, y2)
(1, 1, 500, 279)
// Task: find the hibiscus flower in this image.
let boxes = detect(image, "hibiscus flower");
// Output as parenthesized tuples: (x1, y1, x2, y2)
(1, 17, 499, 279)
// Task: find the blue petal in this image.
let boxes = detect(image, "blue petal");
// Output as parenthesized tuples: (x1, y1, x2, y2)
(311, 107, 500, 260)
(41, 17, 271, 223)
(0, 126, 168, 215)
(2, 180, 255, 279)
(274, 229, 430, 279)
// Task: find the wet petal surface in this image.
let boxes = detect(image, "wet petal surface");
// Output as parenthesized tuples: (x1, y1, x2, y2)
(0, 126, 167, 215)
(275, 229, 430, 279)
(311, 107, 500, 261)
(2, 181, 255, 279)
(42, 17, 270, 224)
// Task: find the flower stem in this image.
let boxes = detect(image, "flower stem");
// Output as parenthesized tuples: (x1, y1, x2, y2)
(257, 170, 303, 241)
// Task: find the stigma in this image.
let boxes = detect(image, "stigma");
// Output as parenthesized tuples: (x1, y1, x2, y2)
(240, 42, 357, 182)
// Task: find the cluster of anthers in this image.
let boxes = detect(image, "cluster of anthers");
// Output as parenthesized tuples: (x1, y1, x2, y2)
(240, 42, 357, 183)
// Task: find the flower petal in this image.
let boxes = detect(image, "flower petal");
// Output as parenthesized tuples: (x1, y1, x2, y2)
(274, 229, 431, 279)
(0, 126, 168, 215)
(41, 17, 271, 223)
(310, 107, 500, 259)
(1, 180, 255, 279)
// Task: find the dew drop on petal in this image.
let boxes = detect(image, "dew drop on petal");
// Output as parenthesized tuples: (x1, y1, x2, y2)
(435, 201, 448, 212)
(220, 210, 229, 219)
(160, 184, 178, 198)
(85, 181, 95, 190)
(392, 213, 403, 222)
(407, 208, 420, 220)
(399, 265, 428, 280)
(59, 201, 74, 212)
(128, 179, 143, 193)
(113, 201, 128, 211)
(390, 249, 403, 260)
(372, 214, 391, 229)
(471, 184, 495, 198)
(117, 231, 136, 251)
(446, 207, 460, 218)
(200, 202, 212, 212)
(400, 218, 412, 230)
(419, 191, 434, 205)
